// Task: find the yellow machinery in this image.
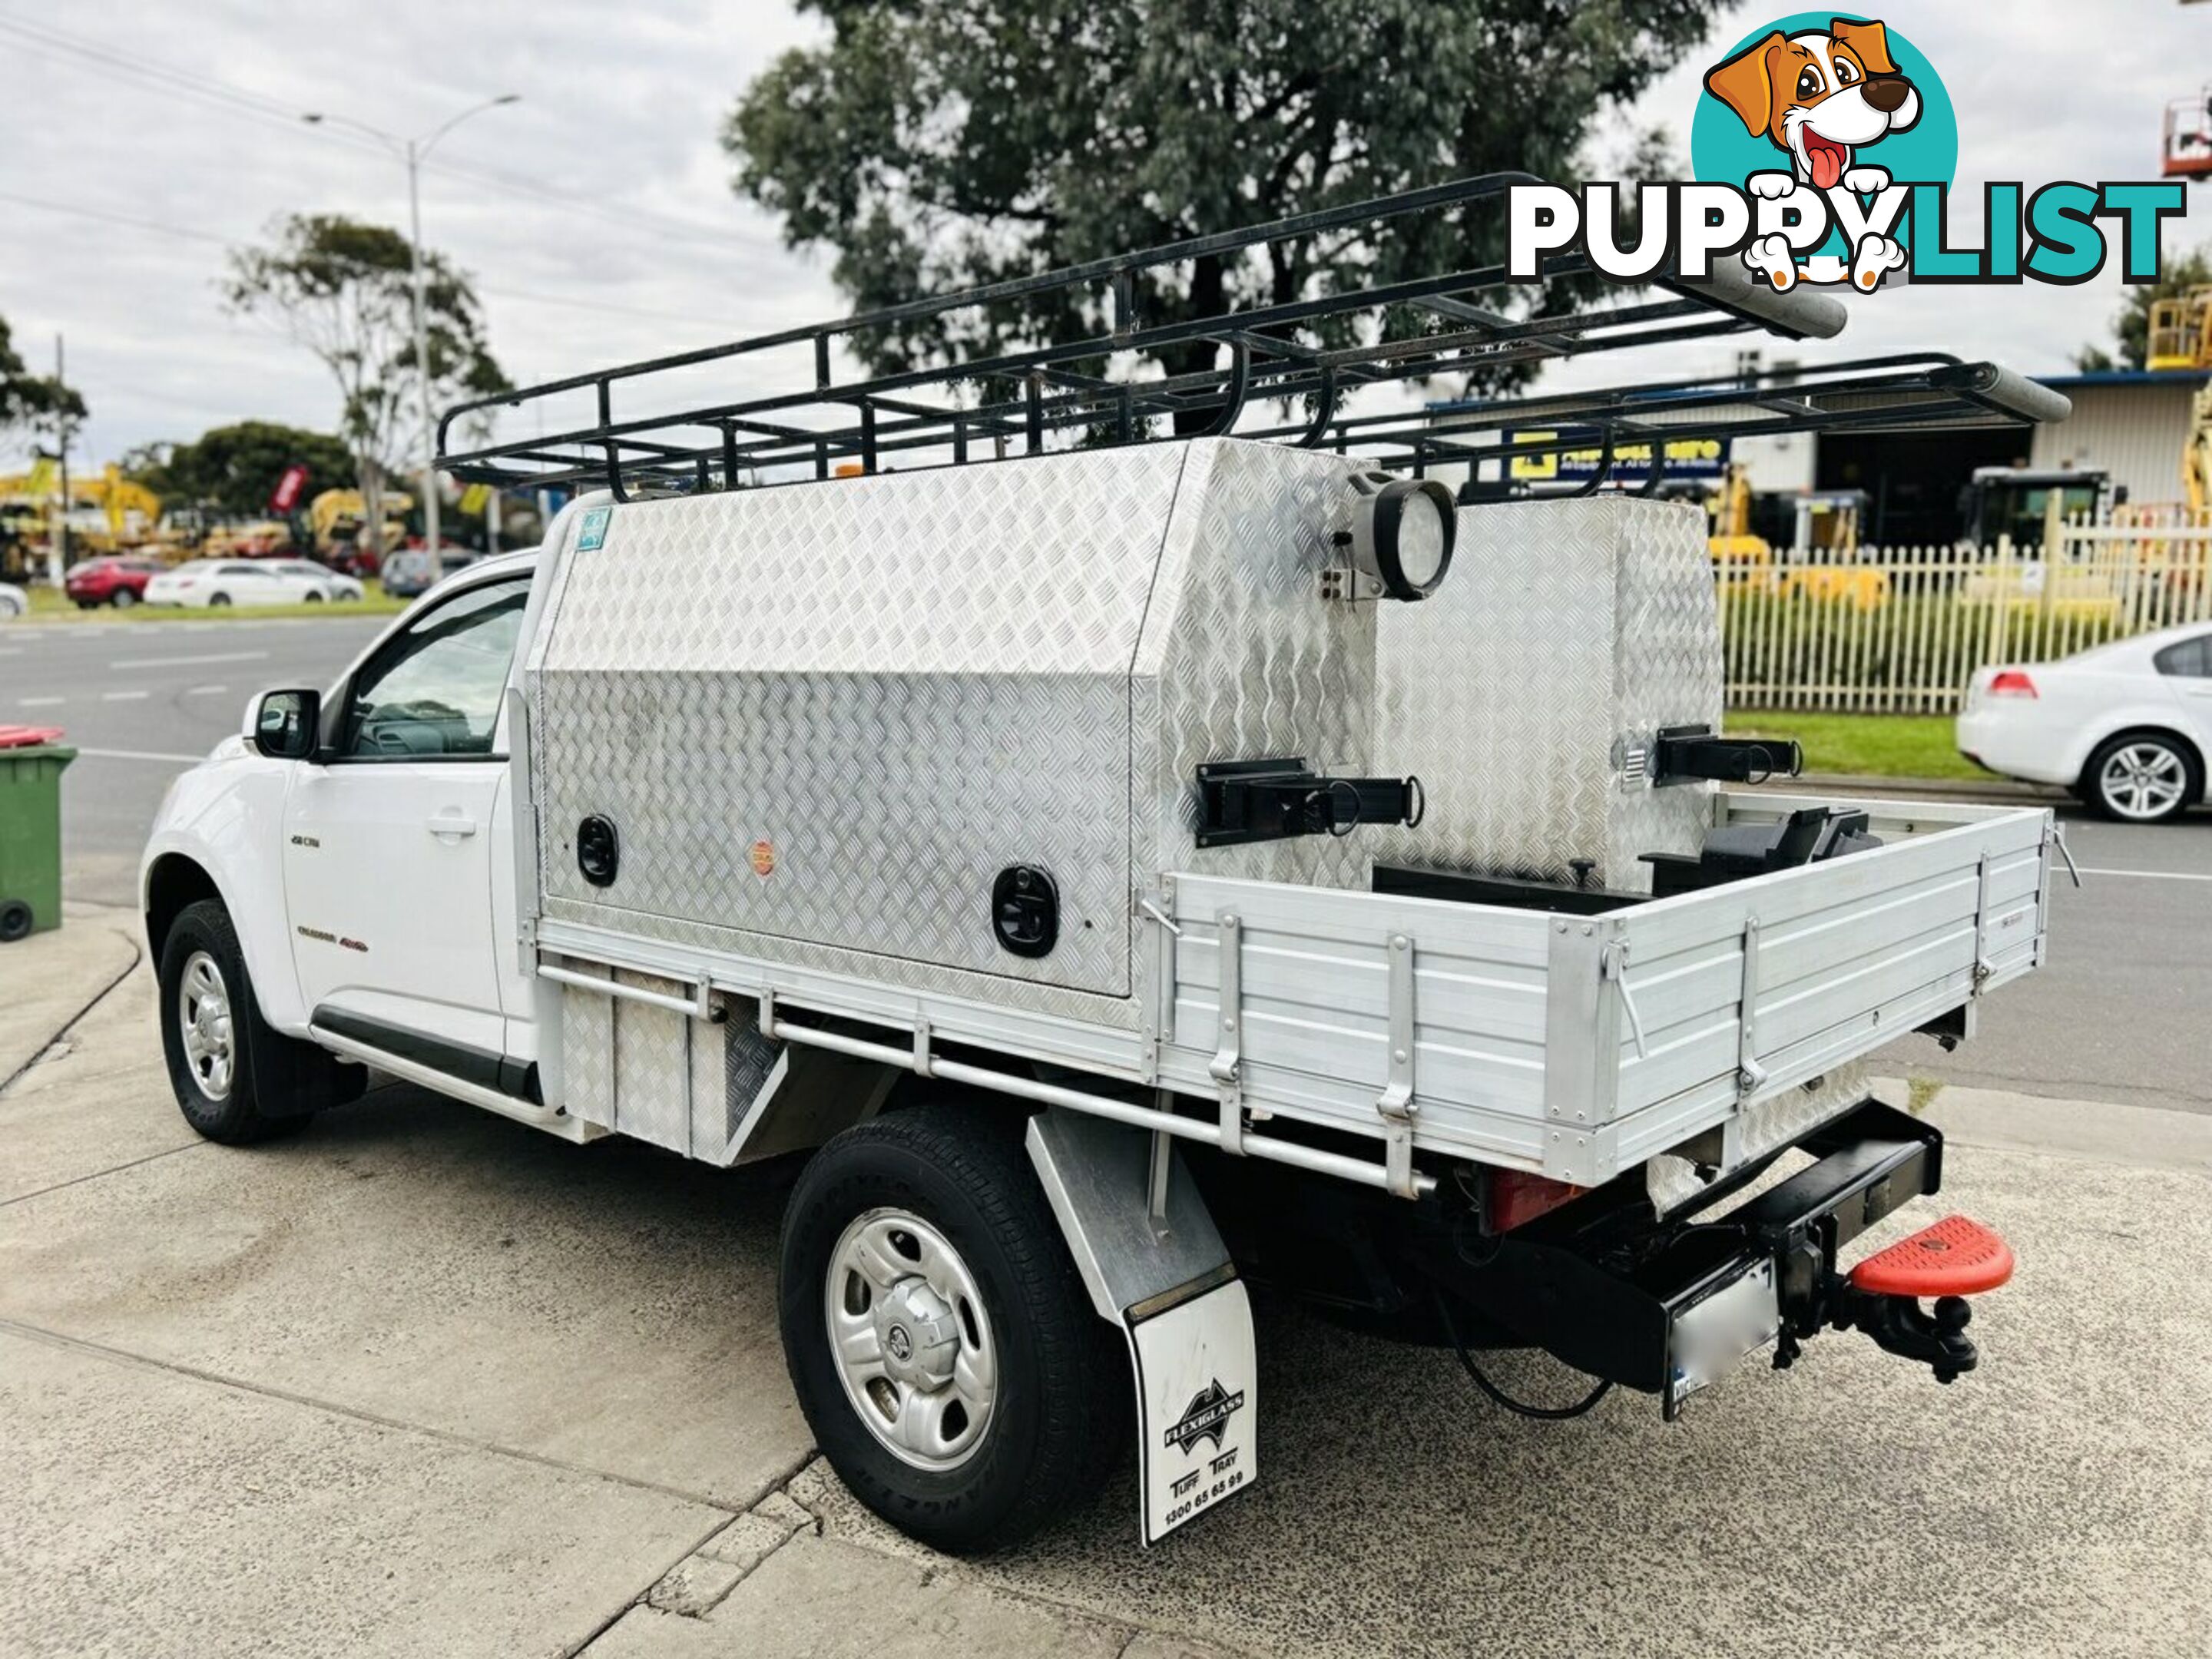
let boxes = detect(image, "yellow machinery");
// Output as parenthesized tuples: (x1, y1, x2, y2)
(1704, 464, 1770, 568)
(1704, 464, 1886, 608)
(0, 463, 168, 557)
(200, 521, 295, 558)
(2187, 380, 2212, 515)
(308, 486, 411, 555)
(2164, 293, 2212, 516)
(2148, 287, 2212, 373)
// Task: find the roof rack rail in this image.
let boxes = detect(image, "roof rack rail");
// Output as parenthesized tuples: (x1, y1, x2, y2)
(436, 173, 2061, 502)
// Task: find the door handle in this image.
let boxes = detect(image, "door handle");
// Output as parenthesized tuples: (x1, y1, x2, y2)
(426, 813, 479, 839)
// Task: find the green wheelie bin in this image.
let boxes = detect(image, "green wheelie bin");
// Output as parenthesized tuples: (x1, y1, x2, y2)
(0, 725, 75, 942)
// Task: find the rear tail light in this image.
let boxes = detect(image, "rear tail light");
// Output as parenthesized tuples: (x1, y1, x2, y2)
(1988, 670, 2037, 698)
(1486, 1167, 1587, 1233)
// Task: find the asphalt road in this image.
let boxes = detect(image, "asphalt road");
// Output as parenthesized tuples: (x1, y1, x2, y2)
(5, 611, 2208, 1110)
(1875, 807, 2212, 1114)
(0, 614, 388, 906)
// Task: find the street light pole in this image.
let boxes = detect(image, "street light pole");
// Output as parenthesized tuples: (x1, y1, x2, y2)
(302, 93, 518, 562)
(404, 137, 437, 560)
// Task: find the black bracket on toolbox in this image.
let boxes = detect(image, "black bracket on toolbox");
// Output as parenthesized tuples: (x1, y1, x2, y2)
(1651, 724, 1804, 786)
(1195, 758, 1425, 849)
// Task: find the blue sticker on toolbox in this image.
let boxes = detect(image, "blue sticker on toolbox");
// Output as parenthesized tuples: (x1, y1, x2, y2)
(578, 506, 612, 551)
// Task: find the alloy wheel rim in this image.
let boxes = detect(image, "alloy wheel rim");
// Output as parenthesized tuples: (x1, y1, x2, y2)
(824, 1207, 998, 1471)
(2101, 743, 2186, 820)
(177, 949, 235, 1102)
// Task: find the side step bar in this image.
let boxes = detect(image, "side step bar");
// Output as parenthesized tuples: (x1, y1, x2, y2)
(308, 1008, 604, 1144)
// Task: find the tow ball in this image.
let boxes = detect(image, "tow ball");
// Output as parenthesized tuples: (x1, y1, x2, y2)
(1777, 1214, 2015, 1385)
(1831, 1288, 1980, 1383)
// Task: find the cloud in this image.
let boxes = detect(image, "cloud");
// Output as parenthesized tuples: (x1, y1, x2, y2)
(1, 0, 835, 467)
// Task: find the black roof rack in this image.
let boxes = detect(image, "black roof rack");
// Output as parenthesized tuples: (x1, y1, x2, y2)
(437, 172, 2067, 502)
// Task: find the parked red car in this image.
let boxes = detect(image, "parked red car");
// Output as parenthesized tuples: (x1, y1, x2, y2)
(65, 556, 167, 609)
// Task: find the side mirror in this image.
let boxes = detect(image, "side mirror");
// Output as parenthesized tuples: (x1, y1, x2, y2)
(251, 688, 321, 760)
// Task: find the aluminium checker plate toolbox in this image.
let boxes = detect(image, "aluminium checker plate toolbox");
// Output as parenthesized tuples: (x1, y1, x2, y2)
(525, 439, 1377, 1030)
(1372, 495, 1724, 893)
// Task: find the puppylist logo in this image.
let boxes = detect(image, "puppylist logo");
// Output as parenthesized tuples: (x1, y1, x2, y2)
(1508, 14, 2185, 294)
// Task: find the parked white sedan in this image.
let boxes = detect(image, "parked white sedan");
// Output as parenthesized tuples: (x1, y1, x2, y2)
(1958, 623, 2212, 822)
(270, 559, 366, 601)
(142, 560, 330, 609)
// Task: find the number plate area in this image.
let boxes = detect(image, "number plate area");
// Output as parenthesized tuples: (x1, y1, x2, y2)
(1667, 1256, 1781, 1413)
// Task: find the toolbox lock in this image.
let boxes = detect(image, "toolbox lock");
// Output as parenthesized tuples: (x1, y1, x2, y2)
(576, 815, 621, 888)
(992, 865, 1059, 957)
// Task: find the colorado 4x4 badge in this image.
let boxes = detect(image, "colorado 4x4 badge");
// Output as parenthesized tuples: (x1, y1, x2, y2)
(1163, 1378, 1245, 1456)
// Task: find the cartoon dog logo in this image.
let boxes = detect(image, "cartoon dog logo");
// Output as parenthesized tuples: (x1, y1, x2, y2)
(1704, 17, 1922, 291)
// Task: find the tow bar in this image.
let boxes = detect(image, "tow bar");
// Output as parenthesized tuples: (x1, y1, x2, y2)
(1747, 1116, 2015, 1387)
(1812, 1214, 2015, 1383)
(1432, 1102, 2015, 1416)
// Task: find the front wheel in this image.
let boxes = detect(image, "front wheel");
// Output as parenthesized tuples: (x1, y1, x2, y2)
(2085, 733, 2200, 823)
(111, 588, 137, 609)
(779, 1103, 1126, 1553)
(157, 898, 361, 1143)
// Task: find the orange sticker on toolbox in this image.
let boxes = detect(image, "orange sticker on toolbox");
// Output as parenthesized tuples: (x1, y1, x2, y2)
(748, 838, 777, 878)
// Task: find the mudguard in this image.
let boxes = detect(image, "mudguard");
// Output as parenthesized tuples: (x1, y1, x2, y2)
(1025, 1107, 1257, 1545)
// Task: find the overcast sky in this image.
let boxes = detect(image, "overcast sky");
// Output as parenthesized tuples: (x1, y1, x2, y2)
(5, 0, 2209, 473)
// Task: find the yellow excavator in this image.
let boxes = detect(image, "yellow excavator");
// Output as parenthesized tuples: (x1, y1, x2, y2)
(1704, 463, 1886, 609)
(0, 463, 166, 550)
(1706, 464, 1771, 568)
(307, 487, 412, 561)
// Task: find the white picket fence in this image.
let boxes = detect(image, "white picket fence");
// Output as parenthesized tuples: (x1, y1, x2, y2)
(1718, 510, 2212, 715)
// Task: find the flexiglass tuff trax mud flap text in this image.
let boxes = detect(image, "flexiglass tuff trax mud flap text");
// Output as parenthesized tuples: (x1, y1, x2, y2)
(1130, 1274, 1257, 1541)
(1025, 1108, 1258, 1545)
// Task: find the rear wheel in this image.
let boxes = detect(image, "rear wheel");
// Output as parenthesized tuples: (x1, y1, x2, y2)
(303, 590, 324, 604)
(110, 588, 137, 609)
(157, 898, 361, 1143)
(2084, 733, 2200, 823)
(207, 592, 232, 608)
(780, 1103, 1125, 1553)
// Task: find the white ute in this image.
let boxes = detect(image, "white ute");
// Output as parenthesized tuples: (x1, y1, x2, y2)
(144, 177, 2070, 1553)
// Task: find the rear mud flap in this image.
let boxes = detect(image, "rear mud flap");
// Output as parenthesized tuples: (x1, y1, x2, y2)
(1130, 1272, 1255, 1543)
(1026, 1108, 1258, 1545)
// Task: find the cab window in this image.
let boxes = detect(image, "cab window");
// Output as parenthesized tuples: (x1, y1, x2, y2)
(2154, 634, 2211, 678)
(339, 580, 528, 758)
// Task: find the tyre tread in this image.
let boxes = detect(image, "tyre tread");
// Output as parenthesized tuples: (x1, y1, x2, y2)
(780, 1102, 1125, 1553)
